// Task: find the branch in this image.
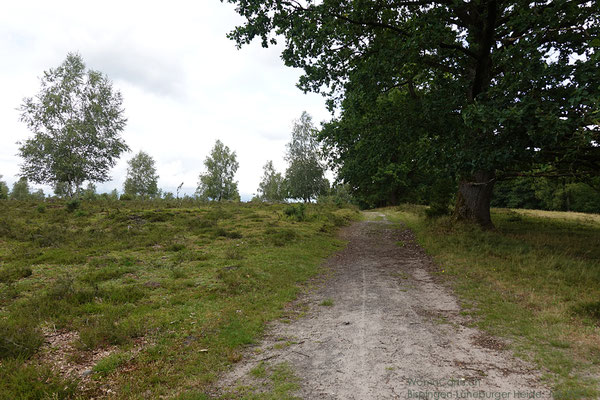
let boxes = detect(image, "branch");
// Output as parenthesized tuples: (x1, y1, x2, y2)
(439, 42, 478, 59)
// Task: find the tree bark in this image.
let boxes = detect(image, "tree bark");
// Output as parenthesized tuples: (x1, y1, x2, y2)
(454, 171, 495, 229)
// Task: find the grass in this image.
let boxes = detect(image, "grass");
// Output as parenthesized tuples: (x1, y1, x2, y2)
(219, 362, 301, 400)
(319, 299, 334, 307)
(0, 200, 358, 399)
(384, 205, 600, 399)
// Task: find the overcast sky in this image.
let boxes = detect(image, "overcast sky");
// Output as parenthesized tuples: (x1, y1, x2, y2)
(0, 1, 332, 200)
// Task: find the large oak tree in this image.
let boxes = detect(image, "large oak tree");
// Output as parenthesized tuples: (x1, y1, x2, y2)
(222, 0, 599, 227)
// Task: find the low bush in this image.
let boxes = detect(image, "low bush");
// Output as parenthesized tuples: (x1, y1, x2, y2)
(0, 316, 44, 359)
(0, 359, 77, 399)
(0, 264, 32, 284)
(283, 203, 306, 221)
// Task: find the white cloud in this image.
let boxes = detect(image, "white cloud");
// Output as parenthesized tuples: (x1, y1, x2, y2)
(0, 0, 331, 200)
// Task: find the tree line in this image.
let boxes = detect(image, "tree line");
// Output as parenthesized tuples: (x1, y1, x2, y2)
(6, 54, 334, 203)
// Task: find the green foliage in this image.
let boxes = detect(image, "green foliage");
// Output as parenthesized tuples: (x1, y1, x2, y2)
(224, 0, 600, 222)
(264, 227, 298, 247)
(0, 176, 8, 200)
(66, 198, 81, 212)
(317, 183, 355, 207)
(18, 52, 129, 197)
(124, 150, 160, 198)
(285, 112, 328, 202)
(93, 351, 130, 375)
(388, 207, 600, 397)
(283, 203, 306, 221)
(9, 177, 30, 200)
(0, 264, 32, 284)
(572, 301, 600, 323)
(30, 188, 45, 201)
(0, 316, 44, 359)
(424, 179, 455, 218)
(81, 182, 97, 201)
(492, 177, 600, 214)
(0, 201, 351, 398)
(257, 160, 287, 202)
(0, 359, 77, 399)
(196, 140, 240, 201)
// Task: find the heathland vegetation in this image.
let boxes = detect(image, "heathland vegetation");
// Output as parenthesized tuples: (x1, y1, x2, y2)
(387, 206, 600, 398)
(1, 3, 598, 398)
(0, 199, 357, 398)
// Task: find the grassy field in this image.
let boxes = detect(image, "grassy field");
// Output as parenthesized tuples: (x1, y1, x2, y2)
(0, 200, 357, 399)
(385, 206, 600, 399)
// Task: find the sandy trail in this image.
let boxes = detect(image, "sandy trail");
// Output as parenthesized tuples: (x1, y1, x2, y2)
(216, 213, 550, 399)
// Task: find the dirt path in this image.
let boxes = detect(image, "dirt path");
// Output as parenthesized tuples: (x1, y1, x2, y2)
(215, 213, 551, 399)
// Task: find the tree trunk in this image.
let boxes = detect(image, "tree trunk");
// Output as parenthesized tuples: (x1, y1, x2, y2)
(454, 171, 495, 229)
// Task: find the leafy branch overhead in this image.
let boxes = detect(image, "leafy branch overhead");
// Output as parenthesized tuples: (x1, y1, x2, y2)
(224, 0, 599, 226)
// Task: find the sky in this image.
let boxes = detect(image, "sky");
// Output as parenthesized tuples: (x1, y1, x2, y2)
(0, 1, 332, 200)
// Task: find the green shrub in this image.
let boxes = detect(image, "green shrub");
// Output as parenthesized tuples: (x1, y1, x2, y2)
(93, 351, 130, 375)
(572, 301, 600, 322)
(102, 285, 145, 304)
(212, 227, 243, 239)
(283, 204, 306, 221)
(168, 243, 186, 252)
(0, 264, 32, 284)
(81, 265, 131, 285)
(31, 224, 67, 247)
(216, 266, 261, 295)
(0, 316, 44, 359)
(0, 359, 77, 399)
(66, 198, 80, 212)
(78, 310, 144, 349)
(224, 246, 244, 260)
(264, 227, 298, 246)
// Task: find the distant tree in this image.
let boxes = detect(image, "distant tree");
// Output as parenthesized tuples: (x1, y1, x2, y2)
(82, 182, 97, 201)
(30, 189, 45, 201)
(123, 151, 159, 198)
(285, 112, 328, 202)
(257, 160, 286, 202)
(18, 52, 129, 197)
(0, 175, 9, 199)
(196, 140, 240, 201)
(53, 182, 69, 198)
(10, 177, 30, 200)
(162, 192, 175, 201)
(318, 183, 355, 206)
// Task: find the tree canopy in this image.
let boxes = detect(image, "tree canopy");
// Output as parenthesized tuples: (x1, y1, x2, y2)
(18, 53, 129, 197)
(123, 151, 160, 198)
(223, 0, 600, 226)
(285, 112, 329, 202)
(10, 177, 31, 201)
(0, 176, 9, 200)
(197, 140, 240, 201)
(257, 160, 287, 202)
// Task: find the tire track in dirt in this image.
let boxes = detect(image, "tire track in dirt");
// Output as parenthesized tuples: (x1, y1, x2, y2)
(214, 213, 551, 399)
